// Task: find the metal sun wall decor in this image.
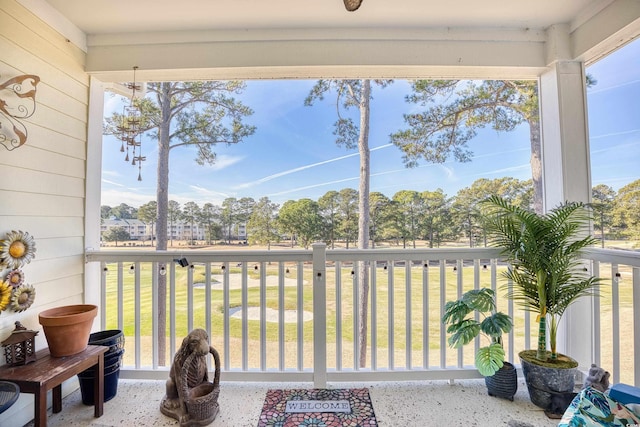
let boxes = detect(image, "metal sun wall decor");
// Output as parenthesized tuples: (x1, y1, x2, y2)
(0, 74, 40, 151)
(0, 231, 37, 314)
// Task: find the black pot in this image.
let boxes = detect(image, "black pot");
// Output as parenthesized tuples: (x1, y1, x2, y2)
(78, 359, 122, 405)
(78, 330, 125, 406)
(485, 361, 518, 401)
(520, 351, 577, 414)
(89, 330, 124, 355)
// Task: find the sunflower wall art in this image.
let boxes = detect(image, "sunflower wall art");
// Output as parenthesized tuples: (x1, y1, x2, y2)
(0, 230, 37, 313)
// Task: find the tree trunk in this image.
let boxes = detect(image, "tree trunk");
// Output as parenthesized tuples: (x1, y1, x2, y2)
(330, 212, 335, 249)
(529, 118, 543, 214)
(155, 83, 172, 366)
(169, 215, 173, 247)
(601, 210, 605, 248)
(429, 225, 434, 248)
(357, 80, 371, 368)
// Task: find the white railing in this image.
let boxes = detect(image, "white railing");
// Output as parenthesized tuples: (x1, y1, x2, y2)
(584, 248, 640, 386)
(85, 245, 638, 387)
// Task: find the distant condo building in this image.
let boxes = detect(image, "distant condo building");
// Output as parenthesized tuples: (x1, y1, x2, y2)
(101, 218, 246, 242)
(101, 218, 149, 240)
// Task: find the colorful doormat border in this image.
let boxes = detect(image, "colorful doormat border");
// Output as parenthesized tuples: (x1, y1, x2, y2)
(257, 388, 378, 427)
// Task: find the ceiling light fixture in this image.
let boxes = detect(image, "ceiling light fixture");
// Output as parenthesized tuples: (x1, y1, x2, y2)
(343, 0, 363, 11)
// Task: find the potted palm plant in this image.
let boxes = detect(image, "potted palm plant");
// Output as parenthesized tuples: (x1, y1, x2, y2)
(442, 287, 517, 400)
(481, 195, 601, 413)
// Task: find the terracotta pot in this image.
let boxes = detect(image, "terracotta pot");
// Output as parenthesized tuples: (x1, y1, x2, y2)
(39, 304, 98, 357)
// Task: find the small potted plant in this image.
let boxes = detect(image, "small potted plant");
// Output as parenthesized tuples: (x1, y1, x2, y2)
(442, 287, 517, 400)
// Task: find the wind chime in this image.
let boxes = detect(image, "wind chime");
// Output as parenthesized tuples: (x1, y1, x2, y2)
(116, 66, 146, 181)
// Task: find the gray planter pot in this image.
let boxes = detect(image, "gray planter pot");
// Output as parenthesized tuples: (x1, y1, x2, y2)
(485, 361, 518, 401)
(520, 351, 577, 414)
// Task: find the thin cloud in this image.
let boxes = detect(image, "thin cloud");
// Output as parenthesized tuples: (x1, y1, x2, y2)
(265, 146, 528, 197)
(370, 165, 458, 192)
(189, 185, 231, 199)
(102, 188, 155, 207)
(102, 170, 121, 177)
(594, 176, 638, 187)
(371, 147, 528, 177)
(588, 78, 640, 95)
(371, 144, 395, 152)
(103, 94, 124, 116)
(235, 144, 393, 190)
(268, 176, 359, 197)
(472, 163, 530, 177)
(206, 154, 245, 171)
(268, 160, 457, 198)
(590, 129, 640, 140)
(268, 160, 529, 201)
(591, 140, 639, 154)
(440, 164, 455, 179)
(471, 147, 528, 159)
(102, 178, 125, 187)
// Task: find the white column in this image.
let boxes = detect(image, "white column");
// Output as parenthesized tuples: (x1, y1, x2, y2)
(540, 61, 592, 207)
(539, 60, 594, 368)
(84, 76, 106, 326)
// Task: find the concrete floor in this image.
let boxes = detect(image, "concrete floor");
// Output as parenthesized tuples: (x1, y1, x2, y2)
(23, 378, 559, 427)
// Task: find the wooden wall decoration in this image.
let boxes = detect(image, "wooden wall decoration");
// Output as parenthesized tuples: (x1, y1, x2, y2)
(0, 74, 40, 151)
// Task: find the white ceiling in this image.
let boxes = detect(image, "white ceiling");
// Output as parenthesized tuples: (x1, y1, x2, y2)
(43, 0, 610, 35)
(21, 0, 640, 81)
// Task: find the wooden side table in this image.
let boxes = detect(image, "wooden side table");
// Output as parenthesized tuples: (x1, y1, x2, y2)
(0, 345, 107, 427)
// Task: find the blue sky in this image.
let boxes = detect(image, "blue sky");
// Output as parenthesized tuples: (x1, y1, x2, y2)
(585, 39, 640, 191)
(101, 39, 640, 208)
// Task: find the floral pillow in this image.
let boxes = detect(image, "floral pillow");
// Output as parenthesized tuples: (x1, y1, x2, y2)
(559, 387, 640, 427)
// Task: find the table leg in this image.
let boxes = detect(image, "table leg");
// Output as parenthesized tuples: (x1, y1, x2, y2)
(94, 353, 104, 417)
(52, 384, 62, 413)
(35, 387, 47, 427)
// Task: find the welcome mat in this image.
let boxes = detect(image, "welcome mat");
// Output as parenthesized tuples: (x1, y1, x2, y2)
(257, 388, 378, 427)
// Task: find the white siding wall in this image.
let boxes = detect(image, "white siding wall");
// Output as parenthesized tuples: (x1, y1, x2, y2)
(0, 1, 88, 424)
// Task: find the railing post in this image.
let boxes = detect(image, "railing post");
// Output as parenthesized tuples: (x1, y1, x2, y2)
(312, 242, 327, 388)
(152, 261, 158, 369)
(634, 267, 640, 386)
